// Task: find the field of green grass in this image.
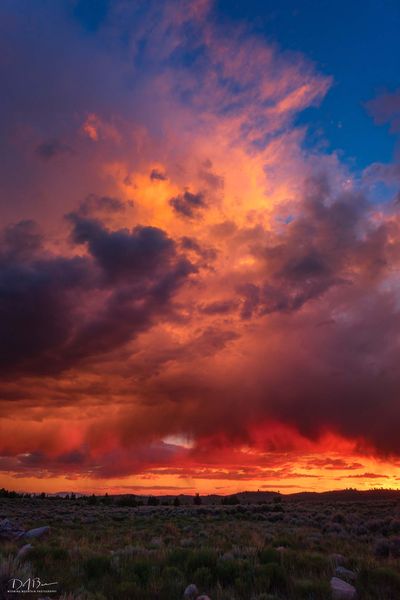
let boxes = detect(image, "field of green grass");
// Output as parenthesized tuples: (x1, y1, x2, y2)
(2, 493, 400, 599)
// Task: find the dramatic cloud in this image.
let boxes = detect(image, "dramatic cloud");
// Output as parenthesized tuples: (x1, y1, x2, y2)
(0, 216, 194, 376)
(150, 169, 168, 182)
(367, 88, 400, 133)
(0, 0, 399, 494)
(169, 191, 207, 219)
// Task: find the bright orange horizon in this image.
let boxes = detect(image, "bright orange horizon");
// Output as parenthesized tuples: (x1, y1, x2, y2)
(1, 0, 400, 497)
(2, 445, 400, 498)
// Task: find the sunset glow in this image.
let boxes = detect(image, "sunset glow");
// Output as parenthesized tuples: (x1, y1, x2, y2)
(1, 0, 400, 496)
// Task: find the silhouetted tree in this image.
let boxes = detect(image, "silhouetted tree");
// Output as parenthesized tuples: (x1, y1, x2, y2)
(102, 492, 112, 505)
(0, 488, 23, 498)
(194, 493, 202, 505)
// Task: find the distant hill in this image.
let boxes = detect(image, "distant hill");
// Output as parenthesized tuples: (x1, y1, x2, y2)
(3, 487, 400, 504)
(287, 488, 400, 502)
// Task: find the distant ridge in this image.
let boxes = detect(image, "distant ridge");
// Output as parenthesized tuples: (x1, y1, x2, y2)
(4, 487, 400, 503)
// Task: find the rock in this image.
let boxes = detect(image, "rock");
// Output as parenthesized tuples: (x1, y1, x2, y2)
(0, 518, 25, 541)
(330, 576, 356, 600)
(17, 544, 33, 560)
(24, 526, 50, 539)
(184, 584, 199, 598)
(335, 566, 357, 581)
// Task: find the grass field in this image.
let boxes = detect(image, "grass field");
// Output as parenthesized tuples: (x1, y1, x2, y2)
(1, 492, 400, 599)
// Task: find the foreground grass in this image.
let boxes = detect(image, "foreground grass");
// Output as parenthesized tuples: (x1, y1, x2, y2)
(1, 496, 400, 599)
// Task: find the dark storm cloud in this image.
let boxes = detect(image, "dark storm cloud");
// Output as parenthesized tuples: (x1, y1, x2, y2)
(169, 190, 207, 218)
(199, 299, 238, 315)
(237, 176, 396, 318)
(150, 169, 168, 181)
(2, 220, 43, 260)
(68, 214, 178, 281)
(0, 248, 90, 375)
(0, 214, 194, 376)
(76, 194, 132, 216)
(179, 236, 217, 264)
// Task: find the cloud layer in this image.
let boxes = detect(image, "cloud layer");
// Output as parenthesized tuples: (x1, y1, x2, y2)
(0, 0, 399, 493)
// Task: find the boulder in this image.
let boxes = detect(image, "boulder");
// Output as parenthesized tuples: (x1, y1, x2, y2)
(17, 544, 33, 560)
(25, 526, 50, 539)
(330, 576, 356, 600)
(184, 584, 199, 598)
(0, 518, 25, 541)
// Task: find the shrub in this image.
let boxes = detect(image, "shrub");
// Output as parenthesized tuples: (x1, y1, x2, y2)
(159, 566, 185, 599)
(358, 566, 400, 599)
(186, 549, 217, 573)
(51, 546, 69, 561)
(216, 558, 241, 585)
(293, 578, 331, 599)
(132, 559, 153, 586)
(285, 551, 330, 576)
(268, 513, 284, 522)
(391, 537, 400, 557)
(83, 555, 112, 579)
(167, 547, 188, 567)
(264, 563, 290, 594)
(258, 547, 280, 564)
(374, 539, 391, 558)
(332, 513, 346, 524)
(116, 579, 141, 597)
(193, 566, 214, 588)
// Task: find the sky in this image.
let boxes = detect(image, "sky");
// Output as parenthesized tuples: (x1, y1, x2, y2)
(0, 0, 400, 496)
